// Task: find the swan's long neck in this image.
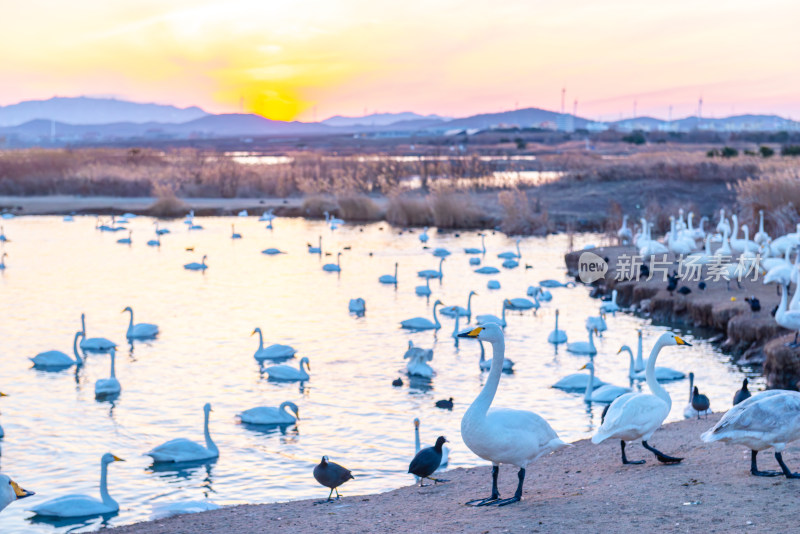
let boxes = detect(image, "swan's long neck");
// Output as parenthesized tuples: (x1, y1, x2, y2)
(394, 263, 398, 279)
(688, 373, 694, 403)
(501, 303, 507, 323)
(790, 280, 800, 310)
(256, 329, 264, 350)
(635, 333, 644, 369)
(779, 283, 789, 317)
(99, 460, 115, 506)
(622, 347, 635, 378)
(645, 338, 671, 408)
(759, 211, 765, 233)
(588, 328, 595, 351)
(279, 401, 291, 417)
(554, 312, 559, 332)
(81, 315, 87, 336)
(467, 338, 505, 418)
(704, 235, 712, 255)
(732, 215, 739, 240)
(109, 351, 116, 379)
(73, 333, 83, 365)
(204, 410, 217, 453)
(438, 258, 444, 275)
(467, 293, 474, 315)
(452, 312, 459, 337)
(126, 309, 134, 331)
(515, 241, 521, 257)
(481, 234, 486, 253)
(584, 365, 595, 401)
(433, 302, 441, 328)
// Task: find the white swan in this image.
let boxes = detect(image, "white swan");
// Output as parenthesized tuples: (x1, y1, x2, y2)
(154, 222, 170, 235)
(566, 327, 597, 356)
(184, 255, 208, 271)
(261, 247, 284, 255)
(476, 300, 509, 328)
(458, 324, 568, 506)
(231, 224, 242, 239)
(348, 298, 366, 314)
(487, 280, 501, 290)
(0, 226, 8, 242)
(415, 277, 431, 296)
(417, 257, 445, 279)
(775, 283, 800, 346)
(405, 341, 434, 378)
(147, 403, 219, 463)
(619, 343, 685, 381)
(547, 309, 567, 344)
(122, 307, 159, 340)
(322, 252, 342, 272)
(585, 314, 607, 335)
(419, 227, 429, 243)
(251, 327, 296, 362)
(308, 235, 322, 254)
(116, 230, 132, 245)
(475, 265, 501, 274)
(701, 390, 800, 477)
(716, 208, 731, 236)
(592, 332, 691, 464)
(685, 234, 714, 265)
(478, 339, 513, 371)
(379, 262, 398, 284)
(539, 280, 576, 288)
(464, 234, 486, 254)
(683, 372, 712, 418)
(506, 296, 539, 311)
(239, 401, 300, 425)
(470, 257, 481, 266)
(31, 331, 84, 369)
(0, 474, 33, 513)
(147, 235, 161, 247)
(527, 285, 552, 301)
(400, 300, 443, 330)
(259, 209, 275, 222)
(0, 252, 6, 270)
(266, 357, 310, 381)
(95, 348, 121, 398)
(580, 362, 631, 403)
(31, 453, 124, 517)
(732, 222, 759, 253)
(667, 216, 695, 255)
(414, 418, 449, 469)
(617, 215, 633, 245)
(441, 291, 476, 320)
(599, 289, 620, 314)
(79, 313, 116, 353)
(432, 247, 451, 257)
(715, 226, 732, 256)
(754, 209, 770, 245)
(497, 239, 521, 260)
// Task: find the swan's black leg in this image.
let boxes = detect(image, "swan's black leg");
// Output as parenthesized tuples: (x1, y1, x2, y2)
(621, 440, 645, 465)
(750, 450, 781, 477)
(642, 441, 683, 464)
(775, 452, 800, 478)
(466, 465, 500, 506)
(493, 468, 525, 506)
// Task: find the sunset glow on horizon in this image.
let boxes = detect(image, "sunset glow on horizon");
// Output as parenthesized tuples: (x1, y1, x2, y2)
(2, 0, 799, 122)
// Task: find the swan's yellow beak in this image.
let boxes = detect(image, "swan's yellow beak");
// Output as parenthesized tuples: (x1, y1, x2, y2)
(579, 364, 588, 370)
(458, 326, 483, 338)
(0, 392, 7, 397)
(675, 336, 692, 346)
(616, 348, 623, 354)
(10, 480, 34, 499)
(250, 329, 257, 336)
(112, 455, 125, 462)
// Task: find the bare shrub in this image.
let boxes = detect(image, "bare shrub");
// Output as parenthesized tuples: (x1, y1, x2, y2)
(734, 171, 800, 235)
(386, 195, 433, 227)
(147, 183, 187, 218)
(336, 194, 382, 221)
(302, 195, 339, 218)
(498, 190, 549, 235)
(430, 192, 483, 228)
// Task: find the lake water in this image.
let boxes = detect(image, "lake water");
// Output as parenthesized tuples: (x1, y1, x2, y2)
(0, 216, 759, 533)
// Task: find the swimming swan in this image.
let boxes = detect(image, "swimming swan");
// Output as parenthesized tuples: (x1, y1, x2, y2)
(0, 474, 34, 513)
(497, 239, 521, 260)
(146, 403, 219, 463)
(440, 291, 476, 320)
(79, 313, 116, 353)
(415, 277, 432, 296)
(122, 307, 159, 339)
(619, 343, 686, 381)
(478, 340, 513, 372)
(265, 357, 310, 381)
(322, 252, 342, 272)
(547, 310, 568, 344)
(566, 327, 597, 356)
(239, 401, 300, 425)
(31, 453, 124, 518)
(400, 300, 443, 330)
(31, 331, 85, 369)
(458, 324, 568, 506)
(251, 327, 296, 362)
(308, 236, 322, 254)
(95, 348, 121, 398)
(231, 225, 242, 239)
(183, 255, 208, 271)
(405, 341, 434, 378)
(580, 362, 631, 403)
(464, 234, 486, 254)
(379, 262, 398, 285)
(348, 298, 366, 314)
(417, 257, 445, 279)
(592, 333, 691, 465)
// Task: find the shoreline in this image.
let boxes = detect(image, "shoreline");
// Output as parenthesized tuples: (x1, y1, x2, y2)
(107, 415, 800, 534)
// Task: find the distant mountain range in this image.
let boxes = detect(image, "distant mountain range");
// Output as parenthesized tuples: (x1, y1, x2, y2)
(0, 96, 797, 147)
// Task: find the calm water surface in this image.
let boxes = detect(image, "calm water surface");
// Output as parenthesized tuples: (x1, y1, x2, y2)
(0, 216, 759, 533)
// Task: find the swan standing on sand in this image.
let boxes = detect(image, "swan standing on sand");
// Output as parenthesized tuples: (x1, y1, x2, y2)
(31, 331, 85, 369)
(322, 252, 342, 272)
(580, 362, 631, 403)
(31, 453, 124, 518)
(147, 403, 219, 463)
(476, 300, 509, 328)
(122, 307, 159, 340)
(265, 357, 310, 381)
(618, 215, 633, 245)
(547, 310, 568, 344)
(440, 291, 476, 320)
(379, 262, 398, 285)
(239, 401, 300, 425)
(567, 327, 597, 356)
(458, 324, 568, 506)
(95, 348, 121, 399)
(183, 255, 208, 271)
(417, 257, 445, 279)
(592, 333, 692, 465)
(701, 390, 800, 477)
(0, 474, 34, 513)
(251, 327, 296, 362)
(79, 313, 116, 353)
(400, 300, 443, 330)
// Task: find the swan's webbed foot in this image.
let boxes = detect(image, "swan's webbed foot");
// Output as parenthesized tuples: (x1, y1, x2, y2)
(642, 441, 683, 464)
(620, 441, 645, 465)
(750, 450, 781, 477)
(775, 452, 800, 478)
(495, 496, 521, 506)
(466, 465, 500, 506)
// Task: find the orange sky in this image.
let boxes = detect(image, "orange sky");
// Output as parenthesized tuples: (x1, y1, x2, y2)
(1, 0, 799, 122)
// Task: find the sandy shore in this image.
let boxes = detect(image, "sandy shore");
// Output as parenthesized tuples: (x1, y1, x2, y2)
(109, 415, 800, 533)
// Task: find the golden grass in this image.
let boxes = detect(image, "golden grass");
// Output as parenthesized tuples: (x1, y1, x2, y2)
(497, 189, 549, 235)
(336, 194, 383, 221)
(386, 195, 433, 227)
(734, 171, 800, 235)
(146, 183, 188, 218)
(429, 192, 484, 229)
(301, 195, 339, 218)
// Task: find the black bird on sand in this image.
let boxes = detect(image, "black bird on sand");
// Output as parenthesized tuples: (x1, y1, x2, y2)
(698, 281, 706, 291)
(677, 286, 691, 295)
(392, 377, 403, 387)
(745, 296, 761, 312)
(733, 378, 752, 405)
(691, 386, 711, 419)
(667, 272, 679, 293)
(408, 436, 448, 486)
(435, 398, 454, 410)
(640, 264, 650, 279)
(313, 456, 354, 503)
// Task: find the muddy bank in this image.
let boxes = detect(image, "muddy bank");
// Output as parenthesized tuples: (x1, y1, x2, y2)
(565, 246, 800, 389)
(108, 415, 800, 534)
